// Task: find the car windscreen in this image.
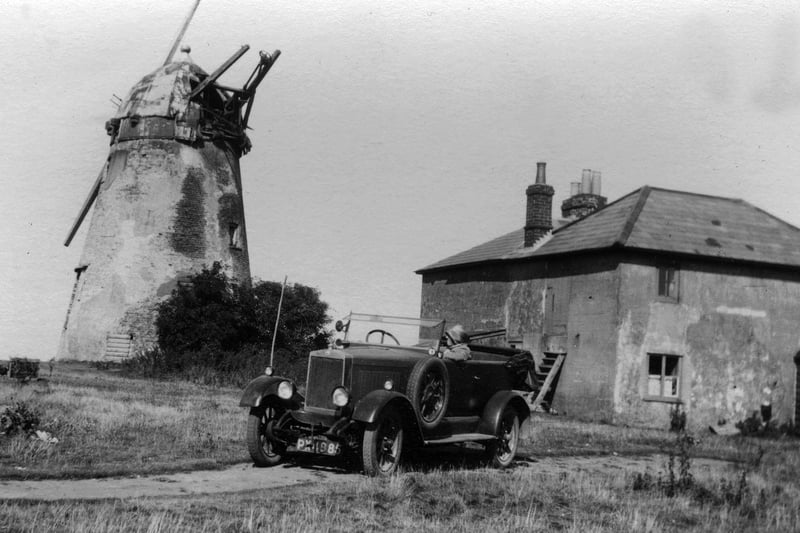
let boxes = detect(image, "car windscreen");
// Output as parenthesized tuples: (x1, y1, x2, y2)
(342, 314, 445, 348)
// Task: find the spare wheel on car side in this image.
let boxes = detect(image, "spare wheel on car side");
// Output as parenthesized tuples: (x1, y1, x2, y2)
(406, 357, 450, 430)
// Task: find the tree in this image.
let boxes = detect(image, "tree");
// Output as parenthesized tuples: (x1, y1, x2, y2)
(155, 262, 330, 368)
(246, 280, 331, 360)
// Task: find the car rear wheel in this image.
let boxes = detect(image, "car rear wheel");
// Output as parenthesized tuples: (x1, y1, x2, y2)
(246, 405, 285, 467)
(407, 357, 450, 430)
(484, 405, 520, 468)
(362, 406, 404, 476)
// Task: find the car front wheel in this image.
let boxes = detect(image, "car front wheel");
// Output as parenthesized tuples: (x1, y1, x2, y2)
(246, 405, 285, 467)
(484, 405, 520, 468)
(362, 407, 404, 476)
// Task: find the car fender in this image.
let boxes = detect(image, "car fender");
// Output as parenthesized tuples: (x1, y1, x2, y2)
(352, 390, 413, 424)
(352, 390, 422, 442)
(477, 390, 531, 435)
(239, 375, 303, 409)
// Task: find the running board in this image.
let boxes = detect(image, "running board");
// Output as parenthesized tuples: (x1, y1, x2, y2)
(424, 433, 495, 445)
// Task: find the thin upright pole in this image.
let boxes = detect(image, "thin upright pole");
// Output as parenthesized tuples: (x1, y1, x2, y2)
(163, 0, 201, 66)
(269, 276, 288, 368)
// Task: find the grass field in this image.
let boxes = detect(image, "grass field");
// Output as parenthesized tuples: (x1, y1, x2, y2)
(1, 362, 798, 531)
(0, 362, 244, 480)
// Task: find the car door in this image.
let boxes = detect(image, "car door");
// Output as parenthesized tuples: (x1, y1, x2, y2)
(465, 351, 516, 409)
(443, 359, 482, 415)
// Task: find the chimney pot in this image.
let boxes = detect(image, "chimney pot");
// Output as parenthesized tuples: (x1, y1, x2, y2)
(581, 169, 592, 194)
(570, 181, 581, 196)
(591, 171, 602, 195)
(535, 162, 547, 184)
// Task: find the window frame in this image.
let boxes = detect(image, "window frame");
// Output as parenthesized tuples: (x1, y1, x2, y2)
(644, 353, 683, 403)
(229, 223, 242, 250)
(656, 264, 680, 302)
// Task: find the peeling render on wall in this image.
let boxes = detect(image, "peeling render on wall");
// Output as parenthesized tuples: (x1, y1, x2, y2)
(171, 168, 207, 258)
(614, 260, 800, 429)
(58, 139, 252, 360)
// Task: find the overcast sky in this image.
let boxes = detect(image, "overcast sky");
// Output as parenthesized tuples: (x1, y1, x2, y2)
(2, 0, 800, 359)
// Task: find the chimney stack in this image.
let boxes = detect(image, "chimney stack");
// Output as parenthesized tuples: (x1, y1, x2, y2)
(561, 168, 607, 220)
(524, 162, 554, 247)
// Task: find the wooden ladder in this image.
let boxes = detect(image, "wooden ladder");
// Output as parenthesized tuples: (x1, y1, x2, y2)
(530, 353, 565, 412)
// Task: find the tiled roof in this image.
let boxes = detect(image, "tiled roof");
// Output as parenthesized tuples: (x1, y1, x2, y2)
(418, 229, 524, 272)
(416, 186, 800, 273)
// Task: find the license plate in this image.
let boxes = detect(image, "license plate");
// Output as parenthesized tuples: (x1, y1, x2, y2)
(295, 437, 340, 456)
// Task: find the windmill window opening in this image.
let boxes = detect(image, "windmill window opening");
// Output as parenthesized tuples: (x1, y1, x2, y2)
(229, 223, 241, 249)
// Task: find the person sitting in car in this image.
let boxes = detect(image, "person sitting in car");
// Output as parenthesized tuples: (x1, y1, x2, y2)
(442, 325, 471, 361)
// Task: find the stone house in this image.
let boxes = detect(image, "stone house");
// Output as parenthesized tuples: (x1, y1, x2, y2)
(417, 163, 800, 430)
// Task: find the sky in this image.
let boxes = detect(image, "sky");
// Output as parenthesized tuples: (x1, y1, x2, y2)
(2, 0, 800, 359)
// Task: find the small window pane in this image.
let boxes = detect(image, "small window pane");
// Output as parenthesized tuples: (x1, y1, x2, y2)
(648, 376, 662, 396)
(648, 355, 661, 375)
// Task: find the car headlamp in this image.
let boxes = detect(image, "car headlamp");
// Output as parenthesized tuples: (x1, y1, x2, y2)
(331, 387, 350, 407)
(383, 380, 394, 391)
(264, 366, 274, 376)
(277, 380, 294, 400)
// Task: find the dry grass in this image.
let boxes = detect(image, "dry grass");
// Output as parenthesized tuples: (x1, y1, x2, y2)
(1, 361, 799, 531)
(526, 415, 767, 463)
(2, 457, 799, 532)
(0, 362, 244, 479)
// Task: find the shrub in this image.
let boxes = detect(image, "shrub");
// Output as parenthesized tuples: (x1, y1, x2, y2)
(1, 401, 41, 436)
(669, 404, 686, 432)
(125, 263, 331, 386)
(736, 411, 800, 439)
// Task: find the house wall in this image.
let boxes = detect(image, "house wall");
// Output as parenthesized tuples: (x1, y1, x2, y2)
(550, 259, 620, 421)
(504, 255, 621, 421)
(420, 253, 800, 430)
(421, 254, 623, 421)
(420, 266, 511, 333)
(615, 257, 800, 429)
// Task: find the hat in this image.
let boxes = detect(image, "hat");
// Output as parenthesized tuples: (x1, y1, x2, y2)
(446, 324, 469, 344)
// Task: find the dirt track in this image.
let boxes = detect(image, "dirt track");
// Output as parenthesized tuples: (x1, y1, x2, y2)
(0, 454, 735, 501)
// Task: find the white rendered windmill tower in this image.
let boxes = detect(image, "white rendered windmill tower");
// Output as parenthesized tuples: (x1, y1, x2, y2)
(58, 2, 280, 360)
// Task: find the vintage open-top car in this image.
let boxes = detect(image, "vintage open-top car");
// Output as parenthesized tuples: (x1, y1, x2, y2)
(239, 313, 535, 476)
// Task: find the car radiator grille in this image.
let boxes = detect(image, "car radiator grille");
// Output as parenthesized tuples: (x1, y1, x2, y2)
(305, 356, 344, 410)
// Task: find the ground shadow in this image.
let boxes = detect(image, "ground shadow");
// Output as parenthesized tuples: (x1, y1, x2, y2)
(276, 443, 534, 476)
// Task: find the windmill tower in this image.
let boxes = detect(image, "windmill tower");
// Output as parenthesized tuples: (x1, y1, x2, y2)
(58, 2, 280, 360)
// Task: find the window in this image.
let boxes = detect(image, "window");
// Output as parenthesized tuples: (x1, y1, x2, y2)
(657, 265, 679, 300)
(647, 354, 681, 400)
(229, 223, 241, 249)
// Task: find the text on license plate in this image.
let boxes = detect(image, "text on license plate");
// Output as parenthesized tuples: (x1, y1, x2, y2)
(296, 437, 340, 456)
